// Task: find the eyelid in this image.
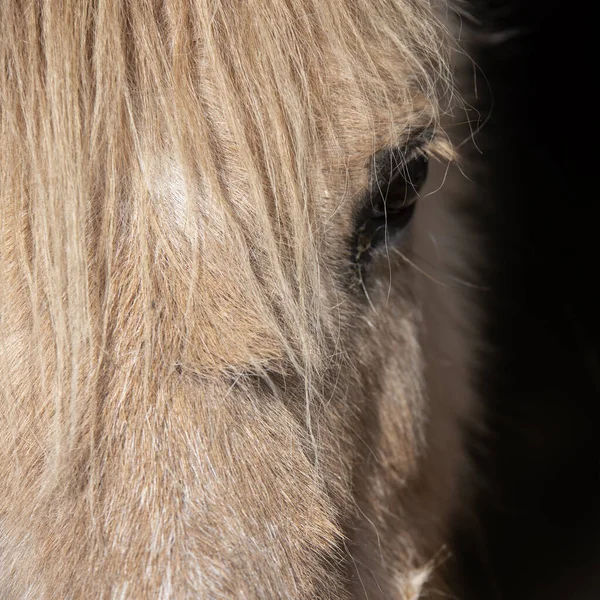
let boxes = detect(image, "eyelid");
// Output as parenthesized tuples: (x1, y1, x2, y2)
(370, 127, 435, 189)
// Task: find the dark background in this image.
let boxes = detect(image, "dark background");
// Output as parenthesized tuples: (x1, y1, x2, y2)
(454, 2, 598, 598)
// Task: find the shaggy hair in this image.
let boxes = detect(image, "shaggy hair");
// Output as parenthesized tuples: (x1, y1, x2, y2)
(0, 1, 466, 598)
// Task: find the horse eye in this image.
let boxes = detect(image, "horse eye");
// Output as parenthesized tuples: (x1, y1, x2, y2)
(370, 152, 428, 219)
(353, 151, 428, 266)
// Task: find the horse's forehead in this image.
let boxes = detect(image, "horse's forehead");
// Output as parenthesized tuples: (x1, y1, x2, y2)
(143, 0, 446, 276)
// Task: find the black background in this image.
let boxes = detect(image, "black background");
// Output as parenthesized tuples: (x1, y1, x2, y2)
(454, 2, 598, 598)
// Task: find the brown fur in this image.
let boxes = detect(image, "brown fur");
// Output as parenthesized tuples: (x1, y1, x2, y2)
(0, 1, 469, 598)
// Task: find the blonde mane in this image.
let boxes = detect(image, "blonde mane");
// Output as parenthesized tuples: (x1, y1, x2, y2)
(0, 1, 459, 598)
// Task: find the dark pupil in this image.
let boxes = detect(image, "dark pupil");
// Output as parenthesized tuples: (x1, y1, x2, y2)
(354, 152, 428, 265)
(371, 153, 428, 217)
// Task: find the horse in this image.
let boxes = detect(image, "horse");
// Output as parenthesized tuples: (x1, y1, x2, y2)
(0, 1, 474, 597)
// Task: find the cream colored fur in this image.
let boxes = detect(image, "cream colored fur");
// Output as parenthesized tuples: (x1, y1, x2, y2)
(0, 1, 469, 598)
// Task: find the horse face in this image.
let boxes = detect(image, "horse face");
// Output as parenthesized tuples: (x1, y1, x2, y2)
(0, 1, 459, 598)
